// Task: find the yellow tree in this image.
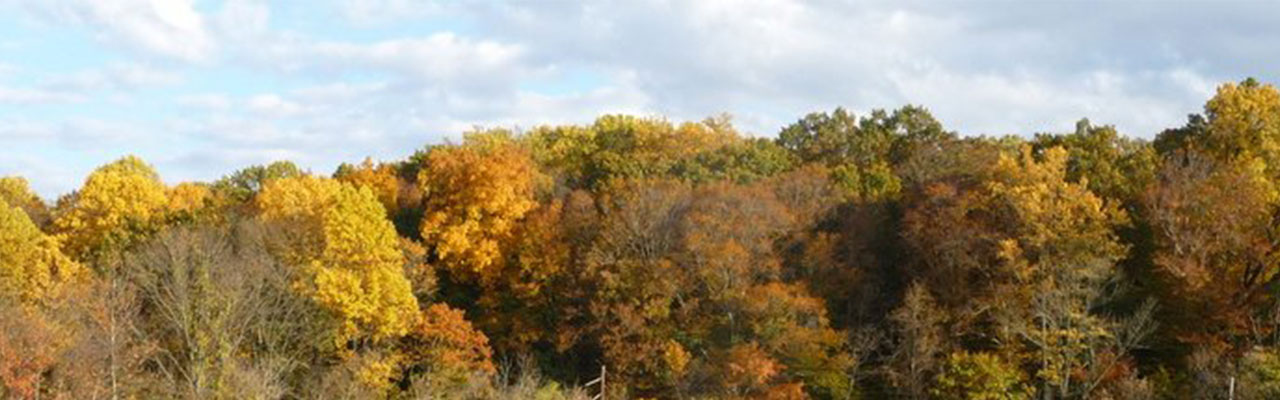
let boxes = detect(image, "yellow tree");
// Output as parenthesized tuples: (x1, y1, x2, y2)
(1203, 79, 1280, 166)
(987, 146, 1134, 398)
(335, 158, 401, 215)
(257, 176, 418, 344)
(0, 203, 85, 305)
(418, 140, 545, 277)
(0, 176, 49, 228)
(52, 156, 169, 262)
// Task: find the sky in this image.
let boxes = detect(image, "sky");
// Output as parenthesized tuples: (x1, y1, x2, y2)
(1, 0, 1277, 197)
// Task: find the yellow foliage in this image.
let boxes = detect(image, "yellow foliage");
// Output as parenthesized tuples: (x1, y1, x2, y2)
(0, 204, 85, 305)
(0, 176, 48, 226)
(354, 352, 405, 395)
(167, 182, 213, 218)
(52, 155, 169, 261)
(257, 176, 418, 344)
(1204, 79, 1280, 165)
(419, 142, 545, 277)
(662, 340, 691, 378)
(988, 146, 1128, 268)
(336, 158, 401, 214)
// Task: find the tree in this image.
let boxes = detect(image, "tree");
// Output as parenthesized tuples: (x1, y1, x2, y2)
(1155, 78, 1280, 178)
(256, 176, 418, 345)
(212, 161, 305, 203)
(887, 283, 945, 400)
(0, 176, 50, 228)
(0, 302, 64, 399)
(673, 137, 796, 184)
(167, 182, 214, 222)
(335, 158, 401, 215)
(123, 222, 325, 399)
(987, 146, 1134, 398)
(1202, 78, 1280, 167)
(1032, 119, 1157, 205)
(1144, 151, 1279, 351)
(777, 108, 866, 166)
(932, 351, 1029, 400)
(397, 304, 496, 386)
(0, 203, 84, 306)
(418, 140, 545, 277)
(777, 106, 953, 197)
(53, 156, 170, 261)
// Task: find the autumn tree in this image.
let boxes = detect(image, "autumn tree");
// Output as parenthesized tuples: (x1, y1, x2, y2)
(987, 147, 1138, 398)
(256, 175, 418, 345)
(0, 302, 64, 399)
(335, 158, 401, 216)
(1144, 151, 1279, 351)
(397, 304, 496, 387)
(0, 203, 85, 306)
(1032, 119, 1157, 205)
(887, 283, 945, 399)
(932, 351, 1029, 400)
(53, 156, 170, 261)
(0, 176, 50, 228)
(418, 138, 545, 278)
(1159, 78, 1280, 171)
(123, 222, 326, 399)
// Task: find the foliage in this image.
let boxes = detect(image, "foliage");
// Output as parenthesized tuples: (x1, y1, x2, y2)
(13, 82, 1280, 399)
(257, 176, 418, 344)
(0, 203, 84, 306)
(52, 156, 170, 261)
(931, 351, 1029, 400)
(0, 176, 50, 228)
(419, 139, 546, 277)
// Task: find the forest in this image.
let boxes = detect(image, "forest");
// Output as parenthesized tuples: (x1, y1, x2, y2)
(3, 78, 1280, 399)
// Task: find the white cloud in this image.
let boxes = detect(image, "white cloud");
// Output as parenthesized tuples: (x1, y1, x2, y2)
(6, 0, 1280, 197)
(177, 93, 233, 110)
(42, 62, 183, 92)
(0, 86, 85, 104)
(336, 0, 444, 25)
(247, 93, 304, 117)
(19, 0, 215, 62)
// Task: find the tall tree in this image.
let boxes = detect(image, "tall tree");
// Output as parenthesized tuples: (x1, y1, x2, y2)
(418, 139, 545, 278)
(256, 176, 418, 345)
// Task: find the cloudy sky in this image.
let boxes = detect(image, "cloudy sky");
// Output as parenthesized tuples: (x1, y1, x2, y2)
(0, 0, 1276, 197)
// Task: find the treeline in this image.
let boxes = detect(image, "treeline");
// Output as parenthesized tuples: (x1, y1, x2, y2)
(3, 79, 1280, 399)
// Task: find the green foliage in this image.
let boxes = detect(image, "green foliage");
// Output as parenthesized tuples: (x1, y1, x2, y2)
(212, 161, 305, 203)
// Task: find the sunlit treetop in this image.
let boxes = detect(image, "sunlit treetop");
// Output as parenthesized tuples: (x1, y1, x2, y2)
(419, 139, 547, 278)
(257, 175, 418, 344)
(52, 155, 169, 261)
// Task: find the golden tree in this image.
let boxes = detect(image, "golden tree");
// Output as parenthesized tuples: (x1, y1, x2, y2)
(0, 203, 85, 306)
(0, 176, 49, 227)
(418, 140, 545, 277)
(257, 176, 418, 344)
(53, 156, 169, 261)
